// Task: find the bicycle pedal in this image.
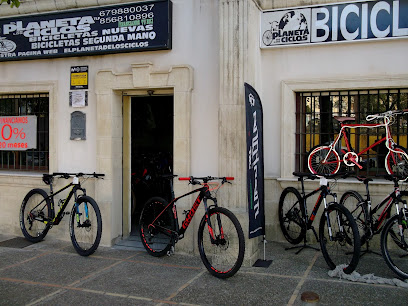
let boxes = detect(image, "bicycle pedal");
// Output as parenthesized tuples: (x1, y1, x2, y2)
(167, 246, 175, 256)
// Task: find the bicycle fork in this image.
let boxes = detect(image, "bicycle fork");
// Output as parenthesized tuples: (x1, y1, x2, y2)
(323, 194, 343, 242)
(203, 197, 225, 245)
(74, 189, 90, 228)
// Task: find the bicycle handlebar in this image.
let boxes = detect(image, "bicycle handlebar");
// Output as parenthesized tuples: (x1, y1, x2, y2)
(179, 176, 234, 185)
(52, 172, 105, 179)
(366, 109, 408, 121)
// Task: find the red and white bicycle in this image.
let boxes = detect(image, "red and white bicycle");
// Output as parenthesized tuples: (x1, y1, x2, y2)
(308, 109, 408, 177)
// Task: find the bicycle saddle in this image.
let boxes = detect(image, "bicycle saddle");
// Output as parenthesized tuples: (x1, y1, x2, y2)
(355, 176, 373, 184)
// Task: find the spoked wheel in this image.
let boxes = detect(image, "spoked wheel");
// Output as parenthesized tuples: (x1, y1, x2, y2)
(339, 191, 369, 245)
(319, 203, 361, 274)
(139, 197, 175, 257)
(278, 187, 306, 244)
(380, 212, 408, 279)
(198, 207, 245, 278)
(262, 30, 273, 46)
(69, 196, 102, 256)
(308, 146, 340, 175)
(386, 145, 408, 177)
(20, 189, 52, 243)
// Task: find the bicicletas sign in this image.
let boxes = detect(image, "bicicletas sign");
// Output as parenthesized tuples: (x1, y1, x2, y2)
(261, 0, 408, 48)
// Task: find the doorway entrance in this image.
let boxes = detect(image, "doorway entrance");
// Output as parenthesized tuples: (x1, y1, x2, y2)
(130, 95, 174, 233)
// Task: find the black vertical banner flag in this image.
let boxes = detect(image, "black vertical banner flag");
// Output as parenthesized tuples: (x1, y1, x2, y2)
(245, 83, 265, 239)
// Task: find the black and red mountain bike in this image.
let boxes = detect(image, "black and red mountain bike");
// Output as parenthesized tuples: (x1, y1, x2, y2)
(139, 175, 245, 278)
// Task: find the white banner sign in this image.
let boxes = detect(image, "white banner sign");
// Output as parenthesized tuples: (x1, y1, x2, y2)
(0, 116, 37, 150)
(261, 0, 408, 48)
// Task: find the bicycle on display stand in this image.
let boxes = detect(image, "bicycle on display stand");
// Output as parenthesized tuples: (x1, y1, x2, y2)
(139, 175, 245, 279)
(20, 172, 104, 256)
(340, 174, 408, 279)
(278, 172, 361, 274)
(308, 110, 408, 176)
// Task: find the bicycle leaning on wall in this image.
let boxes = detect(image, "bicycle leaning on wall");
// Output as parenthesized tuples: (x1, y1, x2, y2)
(308, 110, 408, 176)
(279, 172, 361, 274)
(139, 175, 245, 279)
(340, 174, 408, 279)
(20, 172, 104, 256)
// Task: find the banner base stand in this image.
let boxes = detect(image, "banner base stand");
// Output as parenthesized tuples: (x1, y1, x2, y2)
(253, 259, 272, 268)
(252, 236, 272, 268)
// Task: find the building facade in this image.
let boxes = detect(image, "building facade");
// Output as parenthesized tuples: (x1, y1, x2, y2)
(0, 0, 407, 264)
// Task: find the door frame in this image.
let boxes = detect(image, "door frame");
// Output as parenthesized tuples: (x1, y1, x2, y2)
(122, 91, 174, 237)
(95, 63, 193, 244)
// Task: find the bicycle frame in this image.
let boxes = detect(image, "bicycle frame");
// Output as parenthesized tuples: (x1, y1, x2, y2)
(298, 177, 336, 231)
(371, 184, 407, 234)
(148, 181, 222, 243)
(47, 181, 86, 226)
(352, 175, 407, 240)
(326, 115, 395, 168)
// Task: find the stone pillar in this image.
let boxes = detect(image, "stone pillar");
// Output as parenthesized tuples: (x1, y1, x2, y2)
(219, 0, 262, 264)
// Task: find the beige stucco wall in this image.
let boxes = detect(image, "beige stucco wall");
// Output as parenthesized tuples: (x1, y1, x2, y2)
(1, 0, 407, 262)
(0, 0, 223, 252)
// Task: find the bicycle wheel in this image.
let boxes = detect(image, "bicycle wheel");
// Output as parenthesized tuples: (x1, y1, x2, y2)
(20, 189, 52, 243)
(198, 207, 245, 278)
(139, 197, 175, 257)
(339, 190, 369, 245)
(262, 30, 273, 46)
(278, 187, 306, 245)
(386, 145, 408, 177)
(69, 196, 102, 256)
(380, 212, 408, 279)
(308, 146, 341, 175)
(319, 203, 361, 274)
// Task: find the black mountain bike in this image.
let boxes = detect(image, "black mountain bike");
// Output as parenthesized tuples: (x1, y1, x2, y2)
(340, 175, 408, 279)
(279, 172, 361, 274)
(20, 172, 104, 256)
(139, 176, 245, 279)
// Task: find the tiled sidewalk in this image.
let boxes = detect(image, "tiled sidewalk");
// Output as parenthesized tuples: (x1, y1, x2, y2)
(0, 234, 407, 305)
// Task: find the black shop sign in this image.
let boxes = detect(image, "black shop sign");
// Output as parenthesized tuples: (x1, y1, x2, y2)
(0, 0, 172, 61)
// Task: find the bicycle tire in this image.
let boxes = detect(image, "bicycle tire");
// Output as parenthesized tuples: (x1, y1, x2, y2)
(69, 196, 102, 256)
(319, 203, 361, 274)
(20, 188, 52, 243)
(262, 30, 273, 46)
(339, 190, 369, 245)
(380, 211, 408, 279)
(198, 207, 245, 278)
(139, 197, 175, 257)
(385, 145, 408, 177)
(308, 146, 341, 175)
(278, 187, 306, 245)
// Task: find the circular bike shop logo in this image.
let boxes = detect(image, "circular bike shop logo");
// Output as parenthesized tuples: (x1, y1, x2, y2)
(0, 37, 17, 53)
(262, 9, 310, 47)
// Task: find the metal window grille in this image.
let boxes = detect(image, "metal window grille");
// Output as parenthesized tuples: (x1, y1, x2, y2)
(296, 89, 408, 175)
(0, 93, 49, 171)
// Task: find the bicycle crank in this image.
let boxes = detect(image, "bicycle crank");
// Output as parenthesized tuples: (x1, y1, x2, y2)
(343, 152, 363, 169)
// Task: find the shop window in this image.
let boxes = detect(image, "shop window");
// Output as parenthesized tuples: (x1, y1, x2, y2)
(296, 89, 408, 175)
(0, 94, 49, 171)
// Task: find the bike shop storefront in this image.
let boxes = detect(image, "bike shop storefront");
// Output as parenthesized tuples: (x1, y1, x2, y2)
(97, 64, 194, 244)
(259, 0, 408, 242)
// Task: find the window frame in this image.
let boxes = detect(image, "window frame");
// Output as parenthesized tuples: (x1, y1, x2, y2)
(0, 93, 49, 172)
(295, 89, 408, 175)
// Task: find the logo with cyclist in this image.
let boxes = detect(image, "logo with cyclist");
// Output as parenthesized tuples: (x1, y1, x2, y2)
(0, 37, 17, 53)
(262, 9, 310, 47)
